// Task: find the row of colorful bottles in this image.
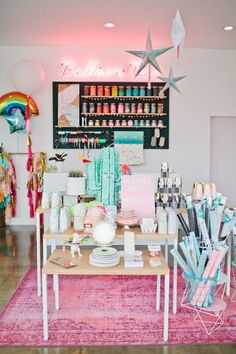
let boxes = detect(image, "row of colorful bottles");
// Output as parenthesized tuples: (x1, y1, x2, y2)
(83, 85, 165, 97)
(82, 102, 164, 114)
(85, 119, 164, 127)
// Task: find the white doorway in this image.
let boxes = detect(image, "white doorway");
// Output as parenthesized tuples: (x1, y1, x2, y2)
(210, 116, 236, 207)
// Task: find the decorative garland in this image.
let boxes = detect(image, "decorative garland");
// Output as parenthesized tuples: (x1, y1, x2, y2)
(0, 146, 17, 219)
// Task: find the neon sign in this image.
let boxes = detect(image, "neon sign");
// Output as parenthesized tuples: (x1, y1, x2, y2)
(59, 60, 159, 79)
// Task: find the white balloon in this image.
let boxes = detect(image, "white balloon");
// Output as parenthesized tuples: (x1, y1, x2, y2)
(11, 59, 46, 95)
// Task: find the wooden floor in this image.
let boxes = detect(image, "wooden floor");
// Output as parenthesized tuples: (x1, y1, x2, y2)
(0, 225, 235, 354)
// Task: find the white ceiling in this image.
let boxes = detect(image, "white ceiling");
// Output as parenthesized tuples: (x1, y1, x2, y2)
(0, 0, 236, 48)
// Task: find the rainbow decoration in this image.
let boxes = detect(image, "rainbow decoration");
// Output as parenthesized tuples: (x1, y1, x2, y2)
(0, 91, 39, 117)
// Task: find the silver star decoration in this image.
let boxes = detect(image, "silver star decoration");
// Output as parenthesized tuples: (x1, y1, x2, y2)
(157, 67, 185, 94)
(126, 32, 173, 76)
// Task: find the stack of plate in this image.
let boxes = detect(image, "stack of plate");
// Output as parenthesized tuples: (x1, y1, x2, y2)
(89, 247, 120, 267)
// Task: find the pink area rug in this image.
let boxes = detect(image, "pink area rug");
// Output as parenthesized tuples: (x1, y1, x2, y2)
(0, 267, 236, 346)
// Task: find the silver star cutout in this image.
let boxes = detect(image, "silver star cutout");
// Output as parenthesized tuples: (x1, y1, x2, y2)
(126, 32, 173, 76)
(158, 67, 185, 94)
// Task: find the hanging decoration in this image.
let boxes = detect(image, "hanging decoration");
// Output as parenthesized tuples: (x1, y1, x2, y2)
(78, 155, 91, 164)
(126, 31, 172, 89)
(171, 9, 186, 58)
(158, 67, 186, 94)
(26, 152, 47, 218)
(0, 145, 17, 219)
(0, 91, 39, 134)
(0, 91, 39, 116)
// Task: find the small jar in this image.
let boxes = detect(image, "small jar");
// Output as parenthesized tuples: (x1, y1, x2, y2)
(128, 120, 133, 126)
(102, 119, 107, 126)
(110, 103, 116, 113)
(145, 119, 150, 126)
(108, 119, 114, 127)
(96, 103, 102, 113)
(112, 86, 118, 96)
(103, 103, 109, 113)
(158, 120, 164, 127)
(134, 119, 139, 126)
(151, 119, 156, 127)
(104, 86, 111, 96)
(137, 103, 143, 113)
(152, 86, 158, 96)
(140, 86, 146, 96)
(84, 85, 90, 95)
(121, 120, 127, 126)
(97, 85, 103, 96)
(118, 86, 125, 96)
(118, 103, 124, 113)
(115, 119, 120, 126)
(90, 85, 96, 96)
(139, 120, 144, 126)
(88, 120, 94, 126)
(95, 119, 100, 126)
(151, 103, 157, 113)
(125, 103, 130, 113)
(132, 86, 139, 96)
(82, 102, 88, 113)
(144, 102, 150, 113)
(89, 102, 95, 113)
(131, 103, 136, 113)
(125, 86, 132, 96)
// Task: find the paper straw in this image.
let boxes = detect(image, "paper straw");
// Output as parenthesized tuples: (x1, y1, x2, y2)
(216, 203, 225, 240)
(170, 249, 193, 276)
(179, 241, 198, 275)
(188, 250, 208, 301)
(195, 203, 211, 250)
(196, 246, 228, 307)
(209, 207, 217, 245)
(191, 250, 218, 305)
(219, 208, 234, 244)
(189, 231, 201, 264)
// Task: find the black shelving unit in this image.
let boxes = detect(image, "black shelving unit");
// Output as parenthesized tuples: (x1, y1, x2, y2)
(53, 81, 169, 149)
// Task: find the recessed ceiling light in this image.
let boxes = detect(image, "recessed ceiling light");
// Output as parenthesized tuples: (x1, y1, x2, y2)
(104, 22, 115, 28)
(223, 25, 234, 31)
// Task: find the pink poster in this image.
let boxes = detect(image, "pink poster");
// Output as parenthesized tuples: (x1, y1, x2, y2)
(121, 174, 155, 219)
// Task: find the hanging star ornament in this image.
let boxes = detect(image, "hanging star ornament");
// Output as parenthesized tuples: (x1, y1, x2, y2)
(171, 9, 186, 58)
(126, 32, 173, 76)
(157, 67, 186, 94)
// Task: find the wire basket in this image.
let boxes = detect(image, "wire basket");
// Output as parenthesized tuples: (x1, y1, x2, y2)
(182, 272, 218, 308)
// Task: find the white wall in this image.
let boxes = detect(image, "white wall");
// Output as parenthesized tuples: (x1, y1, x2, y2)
(0, 45, 236, 224)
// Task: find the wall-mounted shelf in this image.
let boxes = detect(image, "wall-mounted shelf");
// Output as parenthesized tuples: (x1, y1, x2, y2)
(53, 81, 169, 149)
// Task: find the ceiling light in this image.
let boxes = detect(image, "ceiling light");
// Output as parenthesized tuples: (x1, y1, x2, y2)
(104, 22, 115, 28)
(223, 25, 234, 31)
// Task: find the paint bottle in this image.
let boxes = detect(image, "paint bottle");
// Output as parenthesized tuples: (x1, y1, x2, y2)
(103, 103, 109, 113)
(125, 86, 132, 96)
(89, 102, 95, 113)
(125, 103, 130, 113)
(97, 86, 104, 96)
(82, 102, 88, 113)
(131, 103, 136, 113)
(84, 85, 90, 95)
(104, 86, 111, 96)
(132, 86, 139, 96)
(96, 103, 102, 113)
(110, 103, 117, 113)
(118, 103, 124, 113)
(140, 86, 146, 96)
(90, 86, 96, 96)
(137, 103, 143, 113)
(118, 86, 125, 96)
(144, 102, 150, 113)
(112, 86, 118, 96)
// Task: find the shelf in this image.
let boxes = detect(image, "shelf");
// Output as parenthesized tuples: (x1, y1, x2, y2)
(81, 113, 166, 116)
(81, 95, 166, 99)
(55, 125, 166, 129)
